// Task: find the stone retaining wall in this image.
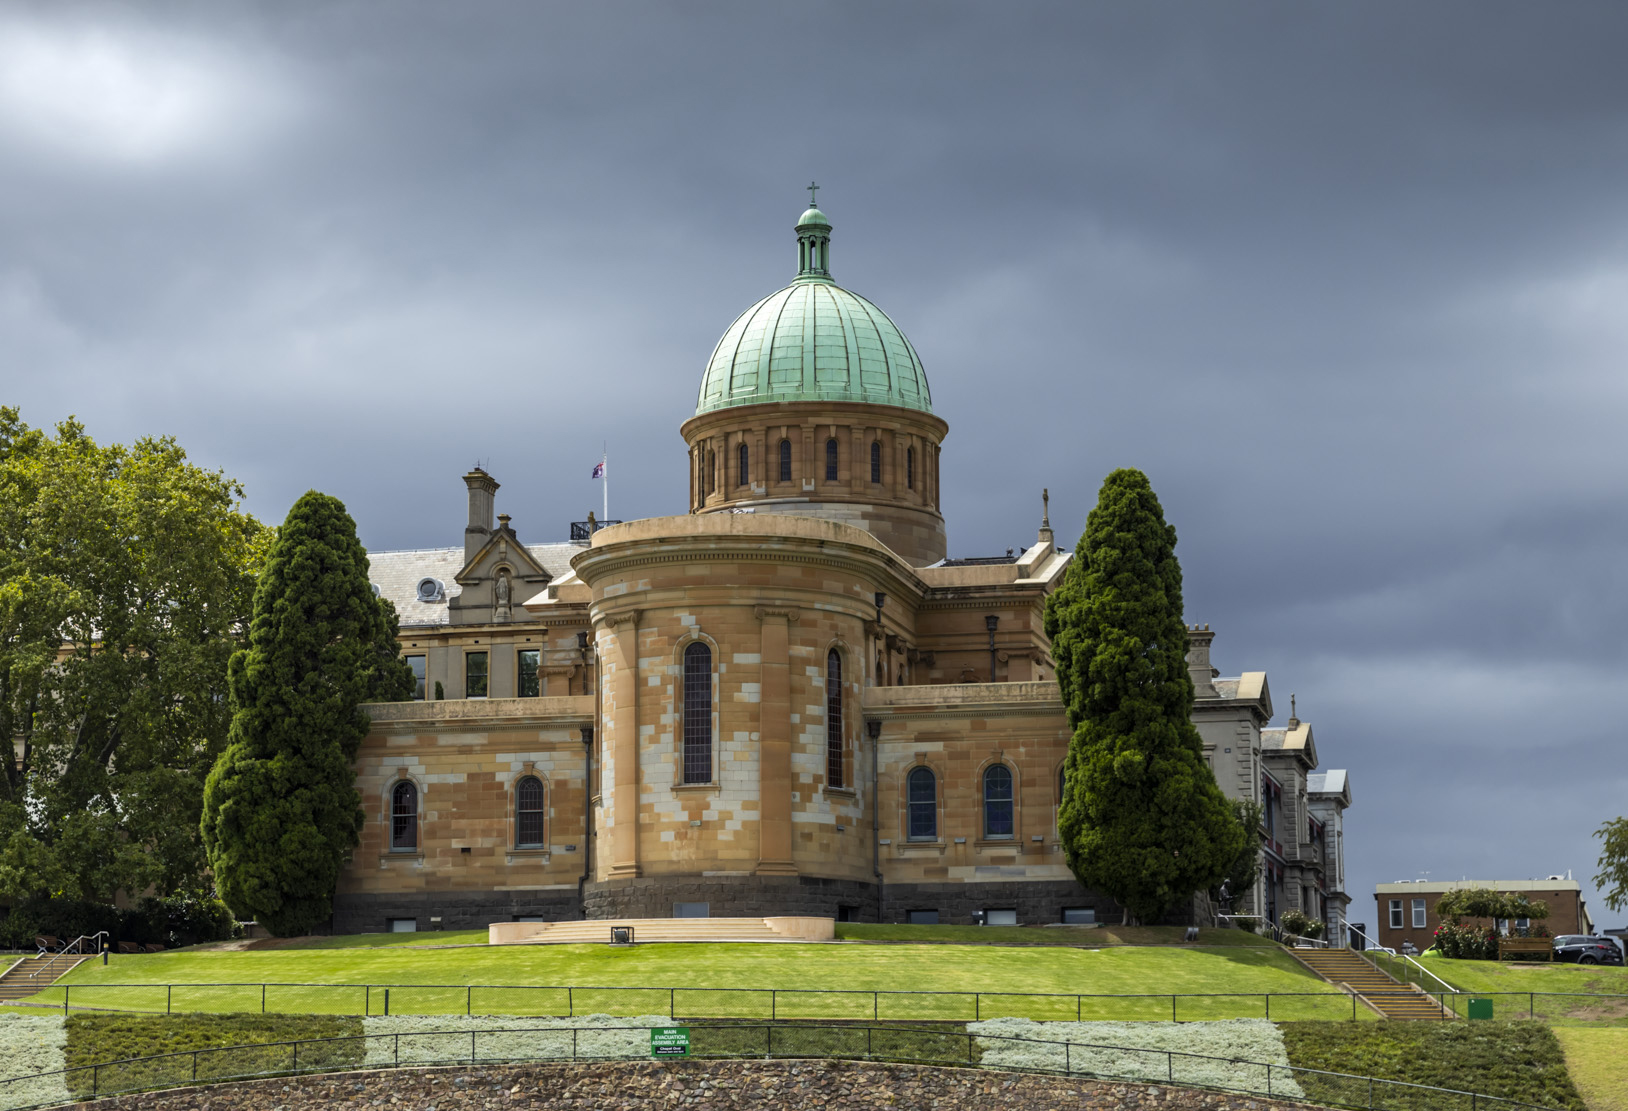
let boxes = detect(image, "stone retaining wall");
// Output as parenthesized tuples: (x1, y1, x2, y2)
(66, 1058, 1332, 1110)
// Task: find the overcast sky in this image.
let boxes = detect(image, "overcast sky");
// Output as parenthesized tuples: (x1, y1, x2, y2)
(5, 1, 1627, 929)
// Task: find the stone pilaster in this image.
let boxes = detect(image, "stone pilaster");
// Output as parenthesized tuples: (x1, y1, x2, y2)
(604, 610, 641, 879)
(755, 606, 799, 876)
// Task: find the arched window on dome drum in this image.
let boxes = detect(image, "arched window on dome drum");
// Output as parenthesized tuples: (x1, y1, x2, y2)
(870, 441, 881, 483)
(779, 439, 792, 482)
(907, 447, 914, 490)
(983, 764, 1014, 839)
(907, 767, 937, 841)
(826, 649, 843, 788)
(738, 443, 749, 487)
(682, 642, 712, 784)
(391, 781, 417, 851)
(515, 775, 545, 848)
(707, 451, 715, 494)
(826, 439, 839, 481)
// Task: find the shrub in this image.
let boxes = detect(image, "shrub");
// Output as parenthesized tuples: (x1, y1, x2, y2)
(1279, 910, 1323, 939)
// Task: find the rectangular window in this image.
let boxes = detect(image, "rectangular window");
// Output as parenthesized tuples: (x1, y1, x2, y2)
(1062, 907, 1096, 925)
(517, 649, 540, 698)
(984, 909, 1018, 927)
(906, 910, 939, 925)
(1389, 900, 1403, 929)
(406, 656, 426, 701)
(673, 902, 709, 919)
(388, 918, 417, 933)
(1412, 898, 1427, 929)
(466, 651, 489, 698)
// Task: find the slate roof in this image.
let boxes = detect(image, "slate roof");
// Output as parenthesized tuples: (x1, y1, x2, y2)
(1308, 770, 1347, 795)
(366, 542, 584, 628)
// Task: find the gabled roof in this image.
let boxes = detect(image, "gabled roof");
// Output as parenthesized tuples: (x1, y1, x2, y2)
(1261, 719, 1318, 769)
(455, 522, 552, 584)
(1307, 769, 1351, 806)
(367, 543, 583, 627)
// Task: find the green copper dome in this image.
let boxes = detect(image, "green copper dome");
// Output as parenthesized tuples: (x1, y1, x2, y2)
(695, 204, 932, 417)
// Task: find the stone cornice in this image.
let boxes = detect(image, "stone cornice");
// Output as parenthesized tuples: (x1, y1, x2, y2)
(679, 398, 951, 443)
(863, 681, 1067, 721)
(363, 695, 595, 733)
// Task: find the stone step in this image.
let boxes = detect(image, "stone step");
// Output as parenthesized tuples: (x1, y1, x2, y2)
(489, 917, 835, 946)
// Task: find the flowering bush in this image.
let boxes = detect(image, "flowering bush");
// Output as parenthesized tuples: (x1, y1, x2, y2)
(361, 1014, 670, 1066)
(969, 1018, 1304, 1099)
(1432, 923, 1498, 960)
(0, 1013, 70, 1110)
(1278, 911, 1323, 940)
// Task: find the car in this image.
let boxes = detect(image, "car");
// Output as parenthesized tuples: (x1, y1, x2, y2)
(1552, 935, 1624, 965)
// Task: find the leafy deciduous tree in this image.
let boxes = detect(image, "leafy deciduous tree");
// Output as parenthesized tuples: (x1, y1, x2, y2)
(1043, 468, 1247, 923)
(201, 491, 413, 936)
(0, 408, 267, 913)
(1595, 818, 1628, 913)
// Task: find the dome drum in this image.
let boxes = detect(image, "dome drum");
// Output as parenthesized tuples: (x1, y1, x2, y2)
(680, 399, 949, 566)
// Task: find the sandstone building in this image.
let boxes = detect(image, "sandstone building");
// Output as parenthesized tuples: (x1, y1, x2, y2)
(339, 201, 1353, 934)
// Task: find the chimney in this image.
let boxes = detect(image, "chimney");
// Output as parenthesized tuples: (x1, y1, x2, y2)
(1186, 624, 1217, 698)
(463, 467, 500, 563)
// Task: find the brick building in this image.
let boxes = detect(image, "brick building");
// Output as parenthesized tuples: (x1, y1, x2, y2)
(333, 200, 1356, 933)
(1373, 878, 1594, 954)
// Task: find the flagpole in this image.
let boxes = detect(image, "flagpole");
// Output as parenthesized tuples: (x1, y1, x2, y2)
(602, 447, 609, 524)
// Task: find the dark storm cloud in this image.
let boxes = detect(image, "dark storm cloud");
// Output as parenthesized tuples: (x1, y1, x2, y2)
(4, 1, 1626, 924)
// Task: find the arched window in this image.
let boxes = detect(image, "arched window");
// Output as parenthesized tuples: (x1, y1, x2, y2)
(906, 447, 915, 490)
(826, 438, 839, 481)
(707, 451, 715, 494)
(391, 781, 418, 850)
(1058, 765, 1067, 806)
(907, 767, 937, 841)
(515, 776, 545, 847)
(683, 642, 712, 784)
(779, 439, 792, 482)
(870, 441, 882, 483)
(983, 765, 1014, 839)
(826, 649, 844, 788)
(737, 443, 749, 487)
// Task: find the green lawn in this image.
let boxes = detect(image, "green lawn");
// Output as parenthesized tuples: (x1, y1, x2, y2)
(1280, 1021, 1586, 1111)
(1553, 1028, 1628, 1111)
(1416, 954, 1628, 1025)
(30, 939, 1349, 1022)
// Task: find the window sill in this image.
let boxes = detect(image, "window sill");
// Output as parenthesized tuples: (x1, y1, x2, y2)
(825, 787, 857, 799)
(506, 849, 551, 864)
(897, 840, 946, 855)
(975, 837, 1017, 848)
(671, 781, 717, 792)
(380, 852, 424, 865)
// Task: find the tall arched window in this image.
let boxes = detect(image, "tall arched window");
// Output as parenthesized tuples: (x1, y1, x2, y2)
(906, 447, 914, 490)
(737, 443, 749, 487)
(825, 438, 839, 481)
(907, 767, 937, 841)
(391, 781, 418, 850)
(826, 649, 844, 788)
(683, 642, 712, 784)
(515, 776, 545, 847)
(870, 441, 882, 483)
(983, 765, 1014, 839)
(779, 439, 792, 482)
(707, 451, 715, 494)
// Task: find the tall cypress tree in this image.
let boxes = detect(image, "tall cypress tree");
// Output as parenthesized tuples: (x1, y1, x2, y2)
(1043, 468, 1245, 923)
(201, 491, 413, 936)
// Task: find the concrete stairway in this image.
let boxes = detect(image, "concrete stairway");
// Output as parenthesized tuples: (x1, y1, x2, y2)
(489, 916, 834, 946)
(1292, 947, 1450, 1021)
(0, 956, 85, 1003)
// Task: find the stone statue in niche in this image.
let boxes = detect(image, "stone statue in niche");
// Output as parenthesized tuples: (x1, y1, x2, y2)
(494, 568, 513, 620)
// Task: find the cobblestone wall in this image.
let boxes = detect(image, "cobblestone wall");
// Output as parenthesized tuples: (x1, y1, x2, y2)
(68, 1059, 1333, 1111)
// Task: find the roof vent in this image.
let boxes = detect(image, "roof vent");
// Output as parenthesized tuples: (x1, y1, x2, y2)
(416, 577, 445, 603)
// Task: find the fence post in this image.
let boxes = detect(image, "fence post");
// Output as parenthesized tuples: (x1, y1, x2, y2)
(1368, 1076, 1373, 1109)
(1171, 995, 1176, 1022)
(292, 1040, 298, 1073)
(63, 986, 68, 1016)
(1065, 1043, 1070, 1075)
(467, 985, 472, 1016)
(167, 985, 172, 1014)
(671, 987, 675, 1017)
(567, 987, 573, 1017)
(366, 985, 370, 1016)
(1076, 995, 1081, 1021)
(384, 988, 390, 1017)
(975, 993, 980, 1021)
(1267, 1062, 1272, 1096)
(193, 1051, 198, 1081)
(394, 1032, 399, 1067)
(471, 1030, 476, 1065)
(572, 1027, 578, 1061)
(1264, 993, 1270, 1020)
(874, 992, 878, 1021)
(262, 984, 267, 1014)
(867, 1026, 872, 1059)
(771, 990, 776, 1021)
(1530, 992, 1534, 1019)
(92, 1064, 97, 1098)
(1167, 1052, 1172, 1084)
(966, 1032, 972, 1064)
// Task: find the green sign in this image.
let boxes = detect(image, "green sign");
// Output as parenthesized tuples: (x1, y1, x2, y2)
(651, 1027, 690, 1057)
(1467, 998, 1494, 1021)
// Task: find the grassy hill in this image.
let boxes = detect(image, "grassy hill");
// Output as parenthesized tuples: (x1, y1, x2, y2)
(26, 931, 1354, 1021)
(1416, 953, 1628, 1025)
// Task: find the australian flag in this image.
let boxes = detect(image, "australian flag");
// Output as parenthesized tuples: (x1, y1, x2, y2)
(591, 460, 605, 479)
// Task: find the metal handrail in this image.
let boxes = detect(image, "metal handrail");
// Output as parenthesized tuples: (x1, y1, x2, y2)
(28, 932, 106, 980)
(1347, 923, 1459, 994)
(0, 1021, 1567, 1111)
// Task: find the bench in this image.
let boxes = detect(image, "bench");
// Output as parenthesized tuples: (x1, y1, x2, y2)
(118, 942, 141, 955)
(1499, 937, 1553, 961)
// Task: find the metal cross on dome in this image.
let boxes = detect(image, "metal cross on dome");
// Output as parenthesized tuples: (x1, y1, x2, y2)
(807, 181, 819, 206)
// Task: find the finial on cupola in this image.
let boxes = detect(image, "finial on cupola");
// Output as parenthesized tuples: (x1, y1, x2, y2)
(796, 187, 832, 279)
